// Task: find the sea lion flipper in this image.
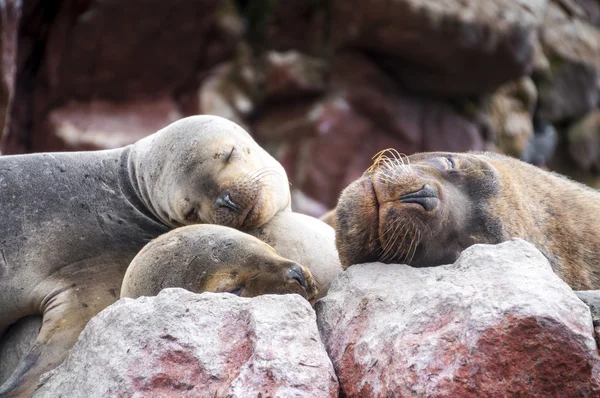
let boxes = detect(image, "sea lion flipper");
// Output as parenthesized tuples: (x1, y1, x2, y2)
(0, 272, 122, 397)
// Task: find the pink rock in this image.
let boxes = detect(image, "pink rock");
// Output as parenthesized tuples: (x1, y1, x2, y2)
(317, 239, 600, 397)
(40, 98, 182, 151)
(264, 52, 489, 207)
(34, 289, 338, 398)
(263, 51, 327, 100)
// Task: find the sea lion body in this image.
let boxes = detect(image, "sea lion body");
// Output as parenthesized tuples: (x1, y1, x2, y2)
(336, 151, 600, 290)
(248, 212, 343, 298)
(0, 115, 290, 397)
(121, 225, 318, 301)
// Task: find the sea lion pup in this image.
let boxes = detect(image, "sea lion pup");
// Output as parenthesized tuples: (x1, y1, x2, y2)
(120, 224, 318, 301)
(247, 212, 343, 299)
(0, 115, 290, 397)
(335, 150, 600, 290)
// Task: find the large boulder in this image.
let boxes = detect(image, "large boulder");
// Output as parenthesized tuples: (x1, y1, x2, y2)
(264, 52, 491, 208)
(317, 239, 600, 397)
(38, 98, 182, 151)
(536, 1, 600, 122)
(330, 0, 548, 96)
(34, 289, 338, 397)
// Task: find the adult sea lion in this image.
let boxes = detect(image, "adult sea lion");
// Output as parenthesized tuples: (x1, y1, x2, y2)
(335, 150, 600, 290)
(247, 211, 343, 299)
(120, 224, 318, 301)
(0, 115, 290, 397)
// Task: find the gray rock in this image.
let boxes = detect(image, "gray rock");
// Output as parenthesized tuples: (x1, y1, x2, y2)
(575, 290, 600, 326)
(317, 239, 600, 397)
(34, 289, 338, 398)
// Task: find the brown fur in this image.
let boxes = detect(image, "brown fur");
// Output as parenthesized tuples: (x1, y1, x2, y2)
(336, 151, 600, 290)
(121, 224, 318, 302)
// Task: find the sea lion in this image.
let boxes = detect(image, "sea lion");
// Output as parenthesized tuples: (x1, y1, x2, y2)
(0, 115, 290, 397)
(319, 208, 337, 229)
(247, 211, 343, 299)
(335, 150, 600, 290)
(120, 224, 318, 301)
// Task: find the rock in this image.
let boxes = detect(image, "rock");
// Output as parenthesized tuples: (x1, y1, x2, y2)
(34, 289, 338, 398)
(269, 52, 490, 207)
(38, 98, 182, 151)
(0, 0, 21, 154)
(8, 0, 239, 153)
(575, 290, 600, 326)
(263, 51, 328, 100)
(521, 118, 558, 167)
(0, 316, 42, 386)
(41, 0, 236, 101)
(487, 77, 537, 158)
(241, 0, 327, 55)
(536, 2, 600, 122)
(317, 239, 600, 397)
(330, 0, 547, 96)
(567, 110, 600, 172)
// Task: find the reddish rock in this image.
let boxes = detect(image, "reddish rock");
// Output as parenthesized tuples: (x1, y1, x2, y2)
(39, 98, 182, 151)
(330, 0, 547, 96)
(263, 50, 328, 100)
(263, 52, 489, 208)
(317, 239, 600, 397)
(41, 0, 237, 101)
(34, 289, 339, 397)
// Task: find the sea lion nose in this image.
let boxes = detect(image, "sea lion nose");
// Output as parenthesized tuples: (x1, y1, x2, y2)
(287, 264, 308, 289)
(399, 184, 438, 211)
(216, 191, 242, 213)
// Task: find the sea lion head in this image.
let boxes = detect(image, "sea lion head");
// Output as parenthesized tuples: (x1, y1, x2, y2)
(132, 115, 291, 229)
(335, 151, 502, 268)
(121, 225, 319, 303)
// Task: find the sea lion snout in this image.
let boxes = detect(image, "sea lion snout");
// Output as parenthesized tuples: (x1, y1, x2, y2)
(287, 264, 308, 289)
(398, 184, 439, 211)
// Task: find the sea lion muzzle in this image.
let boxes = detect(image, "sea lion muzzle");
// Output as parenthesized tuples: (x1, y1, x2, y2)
(398, 184, 439, 211)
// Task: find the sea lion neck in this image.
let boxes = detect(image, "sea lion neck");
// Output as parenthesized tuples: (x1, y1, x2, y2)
(121, 143, 173, 228)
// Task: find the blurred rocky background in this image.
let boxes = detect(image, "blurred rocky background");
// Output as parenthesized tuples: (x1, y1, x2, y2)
(1, 0, 599, 215)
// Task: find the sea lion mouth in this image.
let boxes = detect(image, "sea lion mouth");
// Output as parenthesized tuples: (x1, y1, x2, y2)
(399, 184, 439, 211)
(240, 200, 258, 229)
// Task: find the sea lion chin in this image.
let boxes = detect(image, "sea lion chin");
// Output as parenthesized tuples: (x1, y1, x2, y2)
(336, 150, 600, 290)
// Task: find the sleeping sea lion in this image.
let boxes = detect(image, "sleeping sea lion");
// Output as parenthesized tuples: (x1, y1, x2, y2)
(335, 151, 600, 290)
(0, 115, 290, 397)
(247, 211, 343, 299)
(120, 224, 318, 301)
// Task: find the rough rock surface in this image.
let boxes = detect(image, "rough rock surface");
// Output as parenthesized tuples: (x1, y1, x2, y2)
(537, 1, 600, 122)
(34, 289, 338, 398)
(39, 98, 182, 151)
(330, 0, 548, 95)
(317, 239, 600, 397)
(269, 51, 491, 208)
(487, 77, 537, 158)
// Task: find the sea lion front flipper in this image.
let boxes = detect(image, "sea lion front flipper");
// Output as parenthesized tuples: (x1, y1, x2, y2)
(0, 264, 124, 397)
